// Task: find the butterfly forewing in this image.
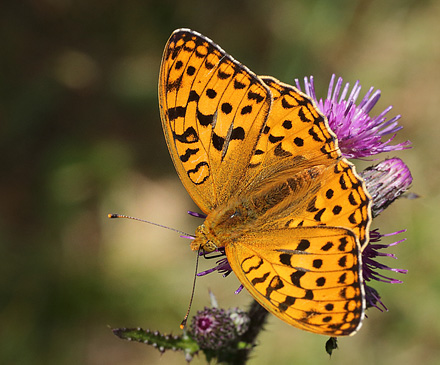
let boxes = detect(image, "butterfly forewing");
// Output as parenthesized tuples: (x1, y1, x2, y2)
(159, 29, 272, 212)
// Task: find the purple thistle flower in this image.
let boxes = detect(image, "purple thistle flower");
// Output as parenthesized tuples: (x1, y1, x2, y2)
(362, 230, 408, 311)
(227, 308, 250, 335)
(196, 247, 245, 294)
(197, 248, 232, 277)
(295, 74, 411, 159)
(360, 158, 413, 217)
(357, 157, 412, 309)
(189, 307, 238, 350)
(188, 211, 207, 219)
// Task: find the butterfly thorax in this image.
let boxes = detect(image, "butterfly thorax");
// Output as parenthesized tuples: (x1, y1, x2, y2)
(190, 197, 255, 252)
(190, 182, 295, 253)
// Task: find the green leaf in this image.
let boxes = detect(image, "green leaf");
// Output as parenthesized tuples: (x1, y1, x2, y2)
(112, 327, 200, 360)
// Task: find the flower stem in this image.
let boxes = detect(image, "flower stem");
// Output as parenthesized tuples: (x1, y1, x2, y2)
(229, 300, 269, 365)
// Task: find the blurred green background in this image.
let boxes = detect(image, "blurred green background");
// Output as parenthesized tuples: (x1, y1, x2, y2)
(1, 0, 438, 364)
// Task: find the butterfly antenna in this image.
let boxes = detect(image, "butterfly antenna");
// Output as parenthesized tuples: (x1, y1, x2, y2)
(108, 213, 191, 237)
(180, 247, 201, 329)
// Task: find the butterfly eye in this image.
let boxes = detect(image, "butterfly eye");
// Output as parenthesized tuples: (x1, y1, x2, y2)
(203, 240, 217, 253)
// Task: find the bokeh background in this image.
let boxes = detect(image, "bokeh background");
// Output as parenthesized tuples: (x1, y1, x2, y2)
(1, 0, 438, 364)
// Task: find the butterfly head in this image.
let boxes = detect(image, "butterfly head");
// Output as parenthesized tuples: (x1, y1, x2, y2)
(190, 224, 218, 253)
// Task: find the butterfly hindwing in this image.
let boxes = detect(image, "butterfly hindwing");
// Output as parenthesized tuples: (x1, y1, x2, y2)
(239, 76, 371, 248)
(241, 159, 371, 249)
(247, 76, 340, 172)
(225, 226, 365, 336)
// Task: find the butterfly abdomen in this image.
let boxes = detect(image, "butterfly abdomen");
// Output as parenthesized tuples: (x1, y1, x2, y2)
(202, 173, 320, 243)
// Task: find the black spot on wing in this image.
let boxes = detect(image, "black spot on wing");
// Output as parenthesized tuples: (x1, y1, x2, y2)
(188, 90, 200, 102)
(248, 91, 265, 103)
(231, 127, 245, 140)
(298, 108, 311, 122)
(206, 88, 217, 99)
(348, 192, 358, 206)
(265, 275, 284, 298)
(251, 272, 270, 285)
(205, 59, 215, 69)
(180, 148, 199, 162)
(279, 253, 291, 266)
(212, 133, 225, 151)
(290, 270, 306, 287)
(218, 69, 232, 80)
(309, 127, 323, 142)
(195, 46, 207, 59)
(234, 79, 246, 89)
(241, 105, 252, 115)
(321, 241, 333, 251)
(282, 120, 292, 129)
(197, 110, 215, 126)
(175, 60, 183, 70)
(168, 106, 186, 121)
(167, 75, 183, 92)
(173, 127, 198, 143)
(187, 66, 196, 76)
(281, 97, 295, 109)
(338, 256, 347, 268)
(268, 134, 284, 143)
(338, 237, 349, 251)
(339, 174, 348, 189)
(296, 239, 310, 251)
(314, 208, 326, 222)
(278, 296, 296, 312)
(221, 102, 233, 114)
(294, 137, 304, 147)
(313, 259, 323, 269)
(348, 213, 357, 224)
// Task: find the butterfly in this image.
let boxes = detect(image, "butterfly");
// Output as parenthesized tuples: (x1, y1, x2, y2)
(158, 29, 372, 336)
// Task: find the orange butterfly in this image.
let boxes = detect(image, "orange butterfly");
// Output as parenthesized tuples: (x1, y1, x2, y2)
(159, 29, 372, 336)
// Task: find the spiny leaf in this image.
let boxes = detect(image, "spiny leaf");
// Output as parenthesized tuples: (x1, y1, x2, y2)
(112, 327, 199, 360)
